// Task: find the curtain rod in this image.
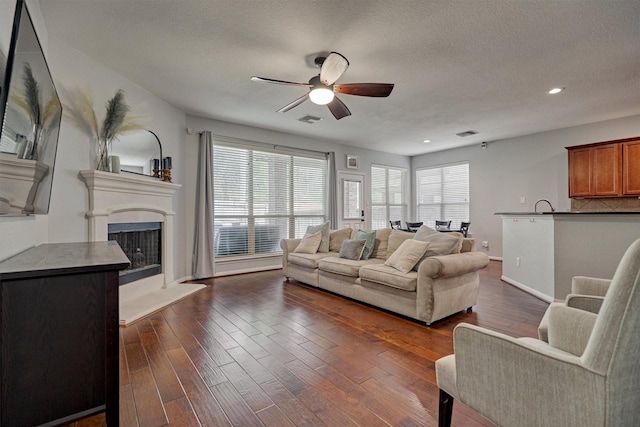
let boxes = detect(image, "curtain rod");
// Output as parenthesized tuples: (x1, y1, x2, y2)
(196, 131, 330, 156)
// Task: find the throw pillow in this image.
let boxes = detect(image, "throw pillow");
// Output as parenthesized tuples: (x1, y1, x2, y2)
(329, 227, 352, 252)
(387, 230, 415, 255)
(385, 240, 430, 273)
(413, 230, 463, 258)
(293, 231, 322, 254)
(338, 239, 367, 260)
(306, 221, 330, 253)
(371, 228, 392, 260)
(355, 230, 376, 260)
(413, 224, 438, 241)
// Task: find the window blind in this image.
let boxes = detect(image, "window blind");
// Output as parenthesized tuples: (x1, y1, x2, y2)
(371, 165, 407, 230)
(416, 163, 469, 229)
(213, 143, 327, 258)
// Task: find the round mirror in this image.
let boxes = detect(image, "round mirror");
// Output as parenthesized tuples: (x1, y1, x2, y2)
(110, 129, 162, 177)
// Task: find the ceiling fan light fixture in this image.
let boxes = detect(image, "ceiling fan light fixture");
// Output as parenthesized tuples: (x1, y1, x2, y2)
(309, 87, 335, 105)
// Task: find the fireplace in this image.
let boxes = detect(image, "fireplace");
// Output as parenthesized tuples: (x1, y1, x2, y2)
(80, 170, 207, 326)
(108, 222, 162, 285)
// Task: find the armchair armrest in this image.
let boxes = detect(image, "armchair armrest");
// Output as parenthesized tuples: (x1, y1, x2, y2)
(547, 304, 598, 356)
(566, 294, 605, 314)
(418, 252, 489, 279)
(571, 276, 611, 296)
(450, 323, 603, 426)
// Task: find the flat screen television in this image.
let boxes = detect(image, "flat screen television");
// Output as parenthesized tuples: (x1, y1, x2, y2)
(0, 0, 62, 215)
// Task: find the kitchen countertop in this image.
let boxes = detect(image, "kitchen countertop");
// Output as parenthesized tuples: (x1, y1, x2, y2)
(495, 211, 640, 215)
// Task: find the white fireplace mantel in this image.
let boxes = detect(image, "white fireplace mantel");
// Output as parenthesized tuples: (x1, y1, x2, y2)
(0, 156, 49, 213)
(79, 169, 181, 281)
(79, 170, 201, 325)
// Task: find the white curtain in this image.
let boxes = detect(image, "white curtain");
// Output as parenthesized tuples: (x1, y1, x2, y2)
(192, 131, 215, 279)
(328, 152, 338, 228)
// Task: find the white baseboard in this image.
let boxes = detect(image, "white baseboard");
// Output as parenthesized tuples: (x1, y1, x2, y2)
(501, 275, 553, 303)
(214, 265, 281, 277)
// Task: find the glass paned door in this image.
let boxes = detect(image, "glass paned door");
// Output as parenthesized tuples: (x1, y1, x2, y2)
(339, 172, 365, 229)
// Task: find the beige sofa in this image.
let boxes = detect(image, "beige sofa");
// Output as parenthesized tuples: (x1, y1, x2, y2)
(280, 226, 490, 325)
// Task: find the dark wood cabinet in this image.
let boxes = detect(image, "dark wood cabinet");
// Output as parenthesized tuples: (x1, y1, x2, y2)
(0, 241, 129, 426)
(567, 137, 639, 198)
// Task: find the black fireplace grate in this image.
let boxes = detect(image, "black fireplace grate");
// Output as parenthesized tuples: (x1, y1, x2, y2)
(108, 222, 162, 285)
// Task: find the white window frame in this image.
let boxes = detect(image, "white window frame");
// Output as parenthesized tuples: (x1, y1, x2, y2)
(415, 162, 469, 229)
(213, 138, 328, 259)
(371, 164, 408, 230)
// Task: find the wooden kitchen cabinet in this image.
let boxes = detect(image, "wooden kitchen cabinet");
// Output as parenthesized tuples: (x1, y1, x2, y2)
(568, 146, 593, 197)
(567, 137, 640, 198)
(592, 143, 622, 196)
(623, 139, 640, 195)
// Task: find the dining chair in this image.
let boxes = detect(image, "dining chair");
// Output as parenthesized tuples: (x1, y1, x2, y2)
(435, 220, 451, 230)
(458, 221, 470, 237)
(405, 221, 423, 232)
(389, 220, 402, 230)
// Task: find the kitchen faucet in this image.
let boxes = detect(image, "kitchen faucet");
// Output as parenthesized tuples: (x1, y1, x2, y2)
(534, 199, 556, 213)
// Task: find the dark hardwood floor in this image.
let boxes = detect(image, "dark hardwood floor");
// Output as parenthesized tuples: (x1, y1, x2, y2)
(66, 260, 548, 427)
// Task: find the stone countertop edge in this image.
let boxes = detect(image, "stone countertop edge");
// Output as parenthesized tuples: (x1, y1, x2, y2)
(495, 211, 640, 215)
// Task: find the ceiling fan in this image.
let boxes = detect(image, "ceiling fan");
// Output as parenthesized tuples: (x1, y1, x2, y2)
(250, 52, 394, 120)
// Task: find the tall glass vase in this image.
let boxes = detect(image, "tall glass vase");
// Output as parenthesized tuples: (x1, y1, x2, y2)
(95, 137, 111, 171)
(22, 124, 43, 160)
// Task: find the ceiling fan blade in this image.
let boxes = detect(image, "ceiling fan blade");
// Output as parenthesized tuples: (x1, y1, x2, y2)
(276, 93, 309, 113)
(320, 52, 349, 85)
(251, 76, 312, 87)
(327, 96, 351, 120)
(334, 83, 394, 97)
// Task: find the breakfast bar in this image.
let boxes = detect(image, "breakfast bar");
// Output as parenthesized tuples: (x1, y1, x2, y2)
(497, 212, 640, 301)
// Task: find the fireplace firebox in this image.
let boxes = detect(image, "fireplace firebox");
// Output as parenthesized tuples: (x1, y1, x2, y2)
(108, 222, 162, 285)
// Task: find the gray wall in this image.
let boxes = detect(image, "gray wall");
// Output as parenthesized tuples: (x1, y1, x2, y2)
(412, 114, 640, 258)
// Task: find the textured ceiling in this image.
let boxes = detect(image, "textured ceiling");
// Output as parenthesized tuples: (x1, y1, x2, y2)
(39, 0, 640, 156)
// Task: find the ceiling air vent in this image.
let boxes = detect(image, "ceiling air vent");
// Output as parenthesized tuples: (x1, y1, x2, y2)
(298, 115, 323, 124)
(456, 130, 478, 137)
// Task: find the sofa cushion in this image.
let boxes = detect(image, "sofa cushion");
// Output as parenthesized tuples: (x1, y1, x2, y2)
(371, 228, 393, 260)
(387, 230, 415, 255)
(385, 240, 430, 273)
(306, 221, 330, 253)
(339, 239, 367, 260)
(288, 252, 338, 269)
(359, 264, 418, 292)
(293, 231, 322, 253)
(413, 227, 463, 258)
(460, 238, 475, 253)
(318, 257, 384, 277)
(355, 230, 377, 260)
(329, 228, 353, 252)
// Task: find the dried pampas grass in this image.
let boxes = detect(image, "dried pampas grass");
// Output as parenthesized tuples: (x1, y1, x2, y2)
(84, 89, 143, 141)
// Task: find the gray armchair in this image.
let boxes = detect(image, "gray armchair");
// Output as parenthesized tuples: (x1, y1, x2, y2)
(538, 275, 611, 342)
(435, 238, 640, 427)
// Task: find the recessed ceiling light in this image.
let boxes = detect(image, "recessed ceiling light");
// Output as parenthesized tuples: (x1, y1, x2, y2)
(423, 139, 431, 143)
(548, 87, 564, 94)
